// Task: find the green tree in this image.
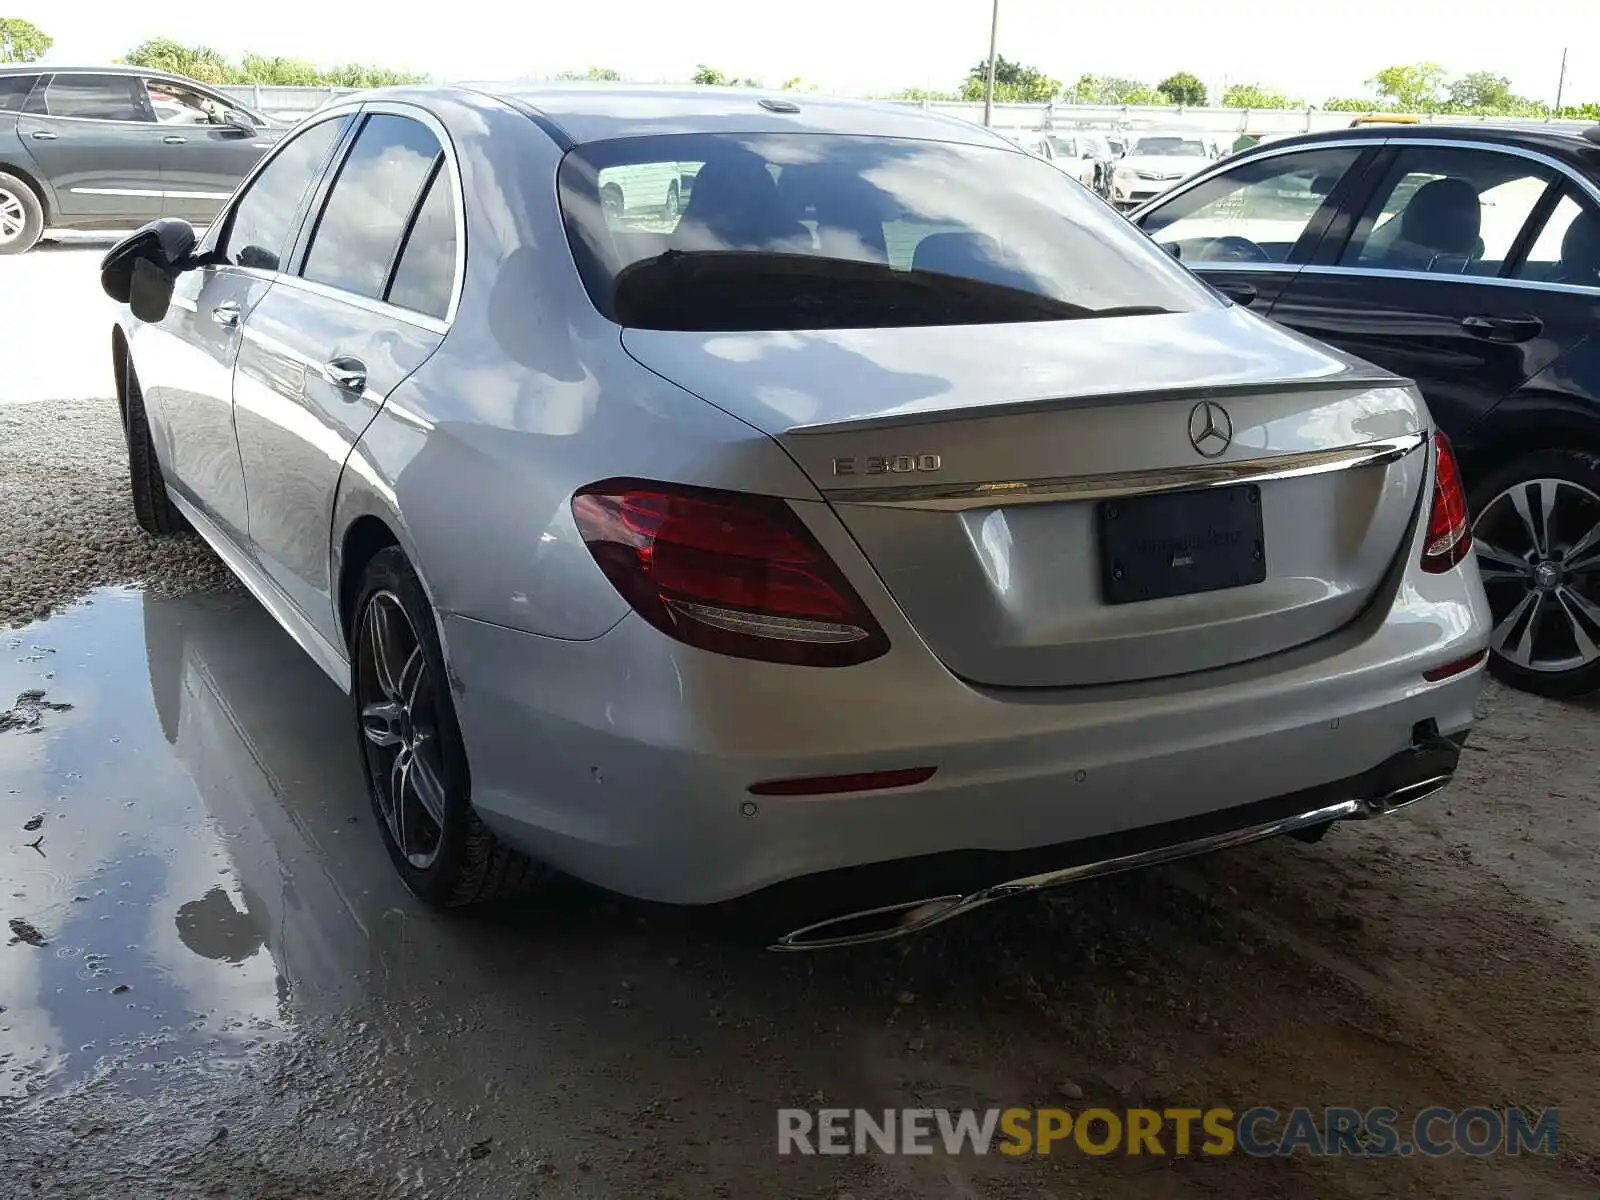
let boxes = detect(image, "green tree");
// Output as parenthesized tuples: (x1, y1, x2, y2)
(692, 65, 728, 85)
(123, 40, 423, 87)
(1323, 96, 1384, 112)
(1066, 74, 1156, 105)
(1222, 83, 1299, 108)
(962, 55, 1060, 103)
(123, 38, 233, 84)
(1447, 70, 1515, 110)
(1157, 71, 1207, 106)
(0, 16, 50, 62)
(890, 85, 959, 101)
(1368, 62, 1448, 112)
(558, 66, 621, 81)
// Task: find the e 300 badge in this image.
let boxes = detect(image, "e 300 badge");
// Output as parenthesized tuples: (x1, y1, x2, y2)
(832, 454, 943, 476)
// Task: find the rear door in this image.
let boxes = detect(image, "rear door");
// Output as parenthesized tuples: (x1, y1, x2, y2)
(1136, 144, 1374, 312)
(1269, 142, 1571, 444)
(15, 72, 168, 221)
(144, 114, 351, 543)
(234, 107, 456, 645)
(140, 76, 277, 222)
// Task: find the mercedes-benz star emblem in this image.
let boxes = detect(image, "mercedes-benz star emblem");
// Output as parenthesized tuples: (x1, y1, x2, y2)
(1188, 401, 1233, 458)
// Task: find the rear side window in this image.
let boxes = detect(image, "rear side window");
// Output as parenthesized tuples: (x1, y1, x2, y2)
(222, 117, 347, 271)
(301, 114, 442, 301)
(0, 75, 39, 113)
(1340, 147, 1554, 276)
(560, 132, 1215, 331)
(385, 163, 458, 319)
(1141, 147, 1361, 264)
(39, 73, 145, 122)
(1513, 189, 1600, 287)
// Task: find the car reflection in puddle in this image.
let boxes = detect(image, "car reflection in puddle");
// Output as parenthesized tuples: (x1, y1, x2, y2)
(0, 586, 402, 1099)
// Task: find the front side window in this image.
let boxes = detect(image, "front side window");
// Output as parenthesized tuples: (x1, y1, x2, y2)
(221, 117, 347, 272)
(1513, 188, 1600, 287)
(560, 133, 1216, 331)
(146, 79, 231, 125)
(1340, 147, 1554, 276)
(301, 114, 443, 301)
(1141, 147, 1361, 264)
(0, 74, 39, 113)
(39, 73, 145, 121)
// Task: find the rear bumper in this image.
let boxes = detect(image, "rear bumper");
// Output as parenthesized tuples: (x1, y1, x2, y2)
(443, 536, 1488, 907)
(757, 727, 1464, 948)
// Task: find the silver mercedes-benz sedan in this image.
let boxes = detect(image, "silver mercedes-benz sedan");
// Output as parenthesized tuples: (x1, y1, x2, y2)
(101, 84, 1491, 947)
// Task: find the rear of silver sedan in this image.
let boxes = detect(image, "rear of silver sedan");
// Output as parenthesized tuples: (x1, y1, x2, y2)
(435, 114, 1490, 943)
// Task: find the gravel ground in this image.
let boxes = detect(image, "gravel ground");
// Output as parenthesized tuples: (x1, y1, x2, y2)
(2, 246, 1599, 1198)
(0, 399, 238, 627)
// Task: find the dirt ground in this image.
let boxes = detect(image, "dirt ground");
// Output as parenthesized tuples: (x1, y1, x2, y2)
(1, 247, 1598, 1199)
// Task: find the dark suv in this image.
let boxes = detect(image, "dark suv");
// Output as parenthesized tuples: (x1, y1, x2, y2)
(1134, 122, 1600, 697)
(0, 65, 283, 254)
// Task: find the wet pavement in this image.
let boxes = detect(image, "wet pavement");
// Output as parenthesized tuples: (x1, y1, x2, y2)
(4, 587, 1600, 1198)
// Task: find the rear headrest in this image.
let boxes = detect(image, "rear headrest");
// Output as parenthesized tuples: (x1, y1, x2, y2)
(1399, 178, 1481, 254)
(1561, 210, 1600, 284)
(673, 154, 802, 249)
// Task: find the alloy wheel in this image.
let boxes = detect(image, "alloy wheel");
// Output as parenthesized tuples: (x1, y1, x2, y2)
(0, 188, 25, 244)
(356, 591, 449, 868)
(1473, 477, 1600, 674)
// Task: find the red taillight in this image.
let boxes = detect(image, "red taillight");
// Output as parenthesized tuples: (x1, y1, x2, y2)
(1421, 431, 1471, 573)
(572, 480, 890, 666)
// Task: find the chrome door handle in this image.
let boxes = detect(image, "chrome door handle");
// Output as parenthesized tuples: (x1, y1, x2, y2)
(163, 135, 188, 145)
(30, 130, 58, 140)
(1461, 314, 1542, 343)
(211, 301, 241, 328)
(323, 356, 368, 395)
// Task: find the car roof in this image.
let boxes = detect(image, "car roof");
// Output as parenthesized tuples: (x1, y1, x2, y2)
(357, 82, 1016, 149)
(1230, 121, 1600, 164)
(0, 63, 246, 91)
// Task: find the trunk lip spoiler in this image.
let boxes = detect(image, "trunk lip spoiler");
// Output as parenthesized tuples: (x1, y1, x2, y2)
(783, 373, 1416, 436)
(825, 430, 1426, 512)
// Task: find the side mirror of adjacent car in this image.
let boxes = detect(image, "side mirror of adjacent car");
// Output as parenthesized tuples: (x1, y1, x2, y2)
(225, 109, 258, 134)
(100, 218, 200, 322)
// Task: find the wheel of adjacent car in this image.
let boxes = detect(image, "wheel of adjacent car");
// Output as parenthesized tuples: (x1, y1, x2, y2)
(351, 547, 549, 905)
(123, 363, 190, 536)
(601, 183, 624, 220)
(1469, 449, 1600, 697)
(664, 180, 681, 219)
(0, 171, 44, 255)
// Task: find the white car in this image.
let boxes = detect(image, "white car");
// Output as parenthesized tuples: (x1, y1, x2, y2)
(1111, 132, 1221, 210)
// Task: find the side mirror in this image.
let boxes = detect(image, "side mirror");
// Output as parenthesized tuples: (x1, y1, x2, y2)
(216, 107, 257, 133)
(1162, 241, 1182, 260)
(100, 218, 199, 322)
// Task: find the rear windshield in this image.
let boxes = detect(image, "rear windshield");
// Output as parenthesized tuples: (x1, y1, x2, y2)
(558, 133, 1215, 331)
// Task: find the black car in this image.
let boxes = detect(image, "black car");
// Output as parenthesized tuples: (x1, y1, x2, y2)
(1134, 122, 1600, 697)
(0, 65, 282, 254)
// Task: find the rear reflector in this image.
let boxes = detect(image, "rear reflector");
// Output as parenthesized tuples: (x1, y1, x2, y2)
(572, 479, 890, 667)
(748, 767, 937, 796)
(1423, 649, 1487, 682)
(1421, 431, 1471, 573)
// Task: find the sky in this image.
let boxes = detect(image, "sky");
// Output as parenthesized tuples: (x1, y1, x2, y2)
(8, 0, 1594, 105)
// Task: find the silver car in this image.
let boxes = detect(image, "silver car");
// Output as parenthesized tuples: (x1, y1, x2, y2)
(101, 85, 1491, 948)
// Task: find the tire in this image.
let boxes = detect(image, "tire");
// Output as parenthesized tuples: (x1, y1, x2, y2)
(0, 171, 44, 255)
(664, 180, 681, 219)
(601, 183, 623, 220)
(350, 547, 548, 906)
(1468, 448, 1600, 698)
(124, 363, 190, 536)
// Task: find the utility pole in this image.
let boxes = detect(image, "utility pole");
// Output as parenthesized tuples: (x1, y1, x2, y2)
(983, 0, 1000, 127)
(1554, 47, 1568, 114)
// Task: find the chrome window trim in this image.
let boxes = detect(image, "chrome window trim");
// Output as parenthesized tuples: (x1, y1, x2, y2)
(1184, 261, 1301, 275)
(1296, 263, 1600, 297)
(268, 272, 450, 336)
(206, 108, 358, 257)
(826, 431, 1426, 511)
(297, 99, 467, 328)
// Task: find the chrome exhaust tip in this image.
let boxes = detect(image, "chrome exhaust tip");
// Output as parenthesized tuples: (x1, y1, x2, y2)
(770, 895, 968, 951)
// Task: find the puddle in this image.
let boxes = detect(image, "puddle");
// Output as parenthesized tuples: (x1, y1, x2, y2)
(0, 588, 406, 1099)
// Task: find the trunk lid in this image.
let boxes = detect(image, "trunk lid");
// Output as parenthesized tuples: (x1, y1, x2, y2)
(622, 309, 1429, 686)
